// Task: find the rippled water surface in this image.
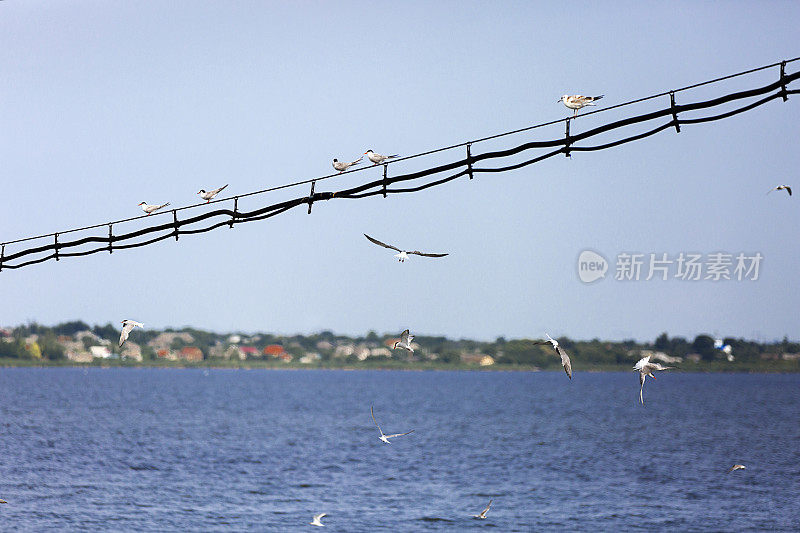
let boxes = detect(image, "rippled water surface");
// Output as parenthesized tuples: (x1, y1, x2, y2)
(0, 369, 798, 531)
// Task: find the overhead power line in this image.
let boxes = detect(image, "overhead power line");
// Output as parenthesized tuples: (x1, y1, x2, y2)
(1, 58, 798, 272)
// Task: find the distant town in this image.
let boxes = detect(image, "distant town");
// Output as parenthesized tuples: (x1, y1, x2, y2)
(1, 322, 798, 371)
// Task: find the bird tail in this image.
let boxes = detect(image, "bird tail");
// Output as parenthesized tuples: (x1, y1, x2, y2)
(161, 202, 171, 209)
(593, 95, 604, 101)
(219, 184, 229, 192)
(351, 157, 363, 165)
(388, 154, 399, 159)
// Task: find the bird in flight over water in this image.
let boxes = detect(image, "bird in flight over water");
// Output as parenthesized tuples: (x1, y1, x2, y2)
(363, 234, 448, 262)
(472, 500, 492, 519)
(309, 513, 326, 527)
(119, 320, 144, 347)
(727, 464, 746, 473)
(392, 329, 414, 354)
(534, 333, 573, 379)
(633, 355, 673, 405)
(767, 185, 792, 196)
(371, 405, 414, 444)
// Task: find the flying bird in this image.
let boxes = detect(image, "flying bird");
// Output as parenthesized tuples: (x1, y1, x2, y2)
(534, 333, 573, 379)
(472, 500, 492, 519)
(198, 184, 228, 202)
(727, 464, 746, 473)
(332, 156, 363, 172)
(767, 185, 792, 196)
(137, 202, 170, 215)
(392, 329, 414, 354)
(119, 320, 144, 347)
(363, 234, 448, 262)
(371, 405, 414, 444)
(559, 94, 604, 117)
(0, 499, 6, 504)
(634, 355, 673, 405)
(364, 149, 399, 165)
(309, 513, 326, 527)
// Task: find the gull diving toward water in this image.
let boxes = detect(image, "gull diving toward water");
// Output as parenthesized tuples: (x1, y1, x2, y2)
(137, 201, 170, 215)
(534, 333, 573, 380)
(119, 320, 144, 347)
(393, 329, 414, 354)
(472, 500, 492, 519)
(371, 405, 414, 444)
(198, 184, 228, 202)
(309, 513, 326, 527)
(332, 156, 363, 172)
(767, 185, 792, 196)
(363, 234, 448, 262)
(559, 94, 604, 117)
(634, 355, 673, 405)
(364, 149, 399, 165)
(728, 464, 746, 473)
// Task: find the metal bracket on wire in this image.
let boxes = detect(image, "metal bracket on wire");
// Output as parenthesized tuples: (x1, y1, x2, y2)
(467, 144, 474, 180)
(108, 224, 113, 254)
(669, 91, 681, 133)
(0, 245, 4, 272)
(780, 61, 788, 101)
(54, 233, 60, 261)
(382, 164, 388, 198)
(564, 119, 572, 158)
(229, 197, 238, 229)
(307, 180, 316, 214)
(172, 211, 179, 241)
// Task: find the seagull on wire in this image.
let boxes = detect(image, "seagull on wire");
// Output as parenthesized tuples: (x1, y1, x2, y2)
(198, 184, 228, 202)
(392, 329, 414, 354)
(534, 333, 573, 380)
(119, 320, 144, 347)
(332, 156, 363, 173)
(363, 234, 448, 262)
(727, 464, 746, 473)
(472, 500, 492, 519)
(634, 355, 673, 405)
(364, 149, 399, 165)
(137, 201, 170, 215)
(309, 513, 326, 527)
(767, 185, 792, 196)
(371, 405, 414, 444)
(559, 94, 604, 117)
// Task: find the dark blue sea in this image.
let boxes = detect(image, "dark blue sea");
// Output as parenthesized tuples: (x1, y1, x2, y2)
(0, 369, 798, 531)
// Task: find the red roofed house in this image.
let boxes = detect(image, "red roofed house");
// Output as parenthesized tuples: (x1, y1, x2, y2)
(264, 345, 285, 357)
(179, 347, 204, 362)
(240, 346, 260, 359)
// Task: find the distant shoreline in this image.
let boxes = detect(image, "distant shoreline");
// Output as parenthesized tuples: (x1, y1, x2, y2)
(1, 358, 797, 373)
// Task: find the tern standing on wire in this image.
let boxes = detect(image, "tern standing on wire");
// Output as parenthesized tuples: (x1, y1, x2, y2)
(363, 234, 448, 262)
(137, 202, 170, 215)
(559, 94, 604, 117)
(634, 355, 673, 405)
(332, 156, 363, 172)
(364, 149, 399, 165)
(370, 405, 414, 444)
(119, 320, 144, 347)
(198, 184, 228, 202)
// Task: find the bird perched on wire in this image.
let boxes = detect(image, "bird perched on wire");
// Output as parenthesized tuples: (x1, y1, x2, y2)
(198, 184, 228, 203)
(332, 156, 363, 173)
(767, 185, 792, 196)
(559, 94, 604, 117)
(634, 355, 673, 405)
(119, 320, 144, 347)
(363, 234, 448, 262)
(137, 202, 170, 215)
(534, 333, 573, 380)
(364, 150, 399, 165)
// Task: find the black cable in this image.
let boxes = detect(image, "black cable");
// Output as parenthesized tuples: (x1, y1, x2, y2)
(0, 61, 797, 272)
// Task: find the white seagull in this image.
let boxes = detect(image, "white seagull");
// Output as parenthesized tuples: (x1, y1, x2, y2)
(364, 149, 399, 165)
(392, 329, 414, 354)
(559, 94, 604, 117)
(119, 319, 144, 347)
(371, 405, 414, 444)
(472, 500, 492, 519)
(198, 184, 228, 202)
(309, 513, 326, 527)
(767, 185, 792, 196)
(137, 201, 170, 215)
(727, 464, 746, 473)
(634, 355, 673, 405)
(332, 156, 363, 173)
(363, 234, 448, 262)
(534, 333, 573, 380)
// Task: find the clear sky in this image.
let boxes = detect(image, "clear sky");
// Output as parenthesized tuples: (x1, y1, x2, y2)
(1, 1, 798, 342)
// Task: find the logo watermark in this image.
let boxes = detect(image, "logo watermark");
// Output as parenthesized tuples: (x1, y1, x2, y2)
(577, 251, 762, 283)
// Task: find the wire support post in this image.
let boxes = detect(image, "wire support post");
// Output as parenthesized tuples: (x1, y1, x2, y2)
(0, 244, 4, 272)
(669, 91, 681, 133)
(382, 164, 388, 197)
(564, 119, 572, 158)
(229, 198, 238, 228)
(780, 61, 788, 101)
(307, 180, 316, 214)
(54, 233, 60, 261)
(172, 211, 179, 241)
(466, 144, 474, 179)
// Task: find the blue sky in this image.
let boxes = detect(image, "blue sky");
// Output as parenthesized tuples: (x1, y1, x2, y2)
(1, 2, 798, 342)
